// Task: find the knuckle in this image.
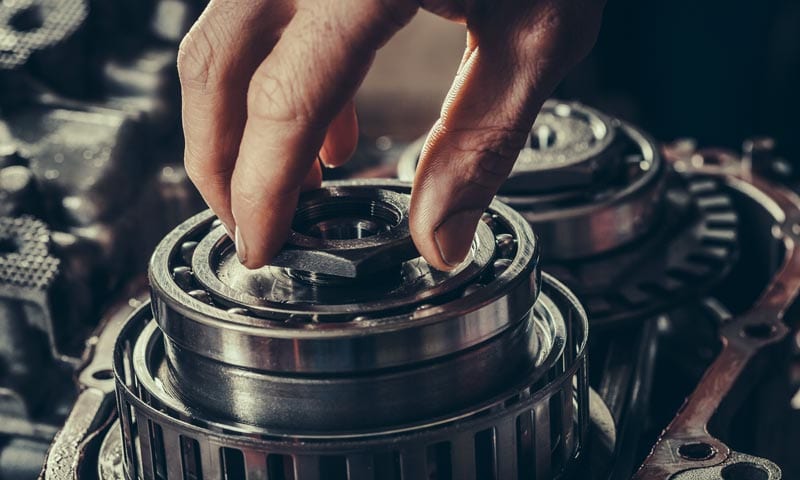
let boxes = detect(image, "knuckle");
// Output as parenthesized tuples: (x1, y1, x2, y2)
(183, 151, 233, 189)
(177, 20, 227, 90)
(231, 174, 281, 214)
(246, 68, 317, 128)
(438, 124, 527, 192)
(183, 155, 211, 188)
(232, 183, 261, 212)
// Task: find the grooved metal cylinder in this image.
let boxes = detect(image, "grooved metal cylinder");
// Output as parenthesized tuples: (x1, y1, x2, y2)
(398, 100, 666, 260)
(107, 180, 590, 480)
(398, 101, 740, 326)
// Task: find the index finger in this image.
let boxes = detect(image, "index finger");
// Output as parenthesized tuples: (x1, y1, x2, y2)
(230, 0, 417, 268)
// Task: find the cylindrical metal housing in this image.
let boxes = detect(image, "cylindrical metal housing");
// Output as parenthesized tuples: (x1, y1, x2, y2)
(109, 180, 590, 480)
(398, 100, 666, 260)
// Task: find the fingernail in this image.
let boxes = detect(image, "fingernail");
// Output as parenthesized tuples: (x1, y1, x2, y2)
(433, 209, 482, 269)
(234, 226, 247, 264)
(317, 153, 333, 169)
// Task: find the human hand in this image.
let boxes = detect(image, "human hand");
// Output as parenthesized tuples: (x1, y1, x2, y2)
(178, 0, 605, 270)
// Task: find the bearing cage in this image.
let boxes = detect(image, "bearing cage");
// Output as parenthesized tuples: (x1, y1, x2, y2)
(108, 180, 590, 479)
(398, 101, 739, 325)
(112, 274, 589, 480)
(149, 182, 543, 377)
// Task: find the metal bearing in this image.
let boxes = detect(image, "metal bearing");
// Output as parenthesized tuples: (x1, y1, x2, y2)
(106, 179, 592, 479)
(398, 99, 666, 260)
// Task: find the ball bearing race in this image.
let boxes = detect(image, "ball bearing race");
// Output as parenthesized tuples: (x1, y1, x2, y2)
(105, 180, 592, 480)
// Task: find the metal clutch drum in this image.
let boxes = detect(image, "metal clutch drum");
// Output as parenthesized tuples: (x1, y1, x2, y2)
(109, 180, 590, 480)
(399, 100, 739, 325)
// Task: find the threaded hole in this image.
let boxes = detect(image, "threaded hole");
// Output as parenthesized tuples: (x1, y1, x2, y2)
(91, 369, 113, 380)
(293, 198, 401, 240)
(10, 6, 43, 32)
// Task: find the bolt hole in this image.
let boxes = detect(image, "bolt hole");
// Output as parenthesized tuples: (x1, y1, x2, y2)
(721, 462, 769, 480)
(92, 369, 113, 381)
(10, 6, 44, 32)
(677, 442, 716, 461)
(742, 323, 776, 340)
(529, 125, 557, 150)
(0, 237, 18, 256)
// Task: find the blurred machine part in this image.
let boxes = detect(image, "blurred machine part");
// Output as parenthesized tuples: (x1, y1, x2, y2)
(95, 182, 598, 479)
(0, 0, 204, 477)
(36, 106, 800, 480)
(399, 101, 739, 325)
(0, 1, 797, 478)
(398, 101, 800, 479)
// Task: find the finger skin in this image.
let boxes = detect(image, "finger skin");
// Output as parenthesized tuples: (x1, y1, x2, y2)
(178, 0, 294, 235)
(230, 0, 418, 268)
(410, 0, 606, 270)
(320, 101, 359, 168)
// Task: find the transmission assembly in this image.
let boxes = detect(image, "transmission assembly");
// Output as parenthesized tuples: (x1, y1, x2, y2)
(104, 181, 594, 479)
(30, 99, 799, 480)
(1, 2, 799, 475)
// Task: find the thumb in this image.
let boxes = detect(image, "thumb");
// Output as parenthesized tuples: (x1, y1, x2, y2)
(410, 1, 603, 270)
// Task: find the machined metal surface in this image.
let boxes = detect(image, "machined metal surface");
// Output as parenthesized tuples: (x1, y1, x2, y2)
(0, 0, 88, 70)
(399, 100, 739, 325)
(114, 274, 588, 480)
(30, 95, 800, 480)
(42, 280, 149, 480)
(630, 144, 799, 480)
(94, 179, 593, 480)
(149, 181, 544, 428)
(151, 182, 539, 371)
(546, 171, 739, 325)
(398, 100, 665, 260)
(267, 186, 419, 278)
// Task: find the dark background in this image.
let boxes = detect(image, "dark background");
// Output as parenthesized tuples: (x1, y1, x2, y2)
(560, 0, 800, 160)
(357, 0, 800, 168)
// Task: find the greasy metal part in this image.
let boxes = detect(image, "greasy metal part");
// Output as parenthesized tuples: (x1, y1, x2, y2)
(398, 100, 739, 326)
(85, 179, 595, 479)
(151, 182, 539, 375)
(0, 2, 201, 475)
(4, 105, 148, 225)
(0, 0, 88, 70)
(547, 172, 739, 326)
(98, 388, 616, 480)
(0, 215, 67, 363)
(667, 452, 781, 480)
(41, 280, 148, 480)
(267, 186, 419, 278)
(150, 181, 543, 430)
(398, 99, 665, 260)
(632, 145, 799, 479)
(598, 317, 660, 480)
(499, 120, 663, 260)
(502, 101, 618, 193)
(114, 274, 588, 480)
